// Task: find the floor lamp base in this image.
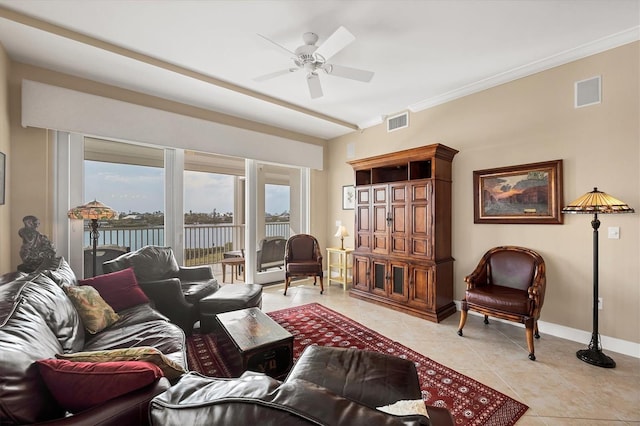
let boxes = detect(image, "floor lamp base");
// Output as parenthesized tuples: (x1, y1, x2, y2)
(576, 348, 616, 368)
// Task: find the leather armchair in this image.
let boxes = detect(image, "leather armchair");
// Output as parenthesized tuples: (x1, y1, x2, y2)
(103, 245, 219, 335)
(83, 245, 129, 278)
(283, 234, 323, 296)
(457, 246, 546, 360)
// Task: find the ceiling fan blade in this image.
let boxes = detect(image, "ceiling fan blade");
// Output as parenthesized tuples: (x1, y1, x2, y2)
(257, 33, 296, 57)
(323, 64, 374, 82)
(314, 26, 355, 61)
(254, 68, 298, 82)
(307, 73, 323, 99)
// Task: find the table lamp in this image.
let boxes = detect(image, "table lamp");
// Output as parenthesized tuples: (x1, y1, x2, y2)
(561, 187, 634, 368)
(334, 225, 349, 250)
(68, 200, 118, 277)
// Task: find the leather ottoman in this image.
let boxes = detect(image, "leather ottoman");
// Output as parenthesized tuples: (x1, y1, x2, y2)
(198, 284, 263, 333)
(287, 346, 454, 425)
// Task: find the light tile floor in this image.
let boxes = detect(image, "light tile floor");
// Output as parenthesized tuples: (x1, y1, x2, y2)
(254, 279, 640, 425)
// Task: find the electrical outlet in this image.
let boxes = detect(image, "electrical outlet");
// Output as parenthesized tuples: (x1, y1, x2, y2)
(598, 297, 603, 310)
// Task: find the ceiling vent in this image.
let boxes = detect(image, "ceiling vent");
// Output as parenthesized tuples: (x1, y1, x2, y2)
(387, 112, 409, 132)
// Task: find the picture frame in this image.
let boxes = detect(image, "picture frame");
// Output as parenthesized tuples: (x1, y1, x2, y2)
(473, 159, 563, 224)
(342, 185, 355, 210)
(0, 152, 5, 205)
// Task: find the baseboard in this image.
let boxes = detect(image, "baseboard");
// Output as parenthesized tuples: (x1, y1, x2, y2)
(454, 301, 640, 359)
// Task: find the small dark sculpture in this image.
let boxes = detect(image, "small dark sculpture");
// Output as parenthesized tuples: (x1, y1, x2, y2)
(18, 215, 56, 272)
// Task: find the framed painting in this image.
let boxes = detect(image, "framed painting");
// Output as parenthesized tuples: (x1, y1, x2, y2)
(473, 159, 563, 224)
(342, 185, 355, 210)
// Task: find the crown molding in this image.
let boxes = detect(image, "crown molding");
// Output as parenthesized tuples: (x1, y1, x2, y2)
(408, 26, 640, 113)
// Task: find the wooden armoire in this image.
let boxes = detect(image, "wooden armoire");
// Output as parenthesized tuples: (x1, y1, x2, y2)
(347, 144, 458, 322)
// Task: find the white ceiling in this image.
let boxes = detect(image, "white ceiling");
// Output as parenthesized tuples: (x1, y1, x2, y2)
(0, 0, 638, 140)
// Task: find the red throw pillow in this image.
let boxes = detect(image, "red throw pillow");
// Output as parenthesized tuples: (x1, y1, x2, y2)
(79, 268, 149, 312)
(36, 358, 163, 413)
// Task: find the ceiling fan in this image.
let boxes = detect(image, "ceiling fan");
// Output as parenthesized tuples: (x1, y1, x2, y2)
(254, 26, 374, 99)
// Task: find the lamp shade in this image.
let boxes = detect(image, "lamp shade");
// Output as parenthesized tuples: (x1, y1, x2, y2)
(68, 200, 118, 220)
(334, 225, 349, 238)
(562, 187, 634, 214)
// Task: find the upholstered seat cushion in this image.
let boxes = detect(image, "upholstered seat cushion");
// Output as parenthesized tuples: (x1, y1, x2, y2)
(465, 285, 531, 315)
(287, 261, 322, 274)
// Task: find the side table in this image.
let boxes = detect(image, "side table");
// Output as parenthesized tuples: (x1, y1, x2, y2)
(221, 257, 245, 283)
(326, 247, 353, 291)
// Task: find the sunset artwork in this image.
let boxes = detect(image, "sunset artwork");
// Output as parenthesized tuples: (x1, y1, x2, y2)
(481, 171, 549, 216)
(473, 160, 563, 224)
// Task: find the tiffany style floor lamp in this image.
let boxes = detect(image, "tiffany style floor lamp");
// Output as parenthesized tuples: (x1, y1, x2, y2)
(68, 200, 118, 277)
(561, 187, 634, 368)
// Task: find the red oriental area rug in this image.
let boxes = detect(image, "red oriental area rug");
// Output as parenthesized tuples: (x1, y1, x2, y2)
(187, 302, 528, 426)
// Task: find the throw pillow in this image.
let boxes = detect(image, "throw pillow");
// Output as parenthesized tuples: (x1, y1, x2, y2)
(79, 267, 149, 312)
(377, 399, 430, 417)
(36, 358, 163, 413)
(56, 346, 185, 379)
(62, 285, 120, 334)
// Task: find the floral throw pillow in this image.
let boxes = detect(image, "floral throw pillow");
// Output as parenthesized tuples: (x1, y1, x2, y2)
(62, 285, 120, 334)
(56, 346, 185, 379)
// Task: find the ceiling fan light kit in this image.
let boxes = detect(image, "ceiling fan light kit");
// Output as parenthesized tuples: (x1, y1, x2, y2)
(255, 26, 374, 99)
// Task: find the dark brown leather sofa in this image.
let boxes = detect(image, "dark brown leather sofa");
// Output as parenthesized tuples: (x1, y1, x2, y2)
(0, 257, 187, 426)
(150, 346, 454, 426)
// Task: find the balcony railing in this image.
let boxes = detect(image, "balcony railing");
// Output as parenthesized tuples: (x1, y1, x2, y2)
(86, 222, 290, 266)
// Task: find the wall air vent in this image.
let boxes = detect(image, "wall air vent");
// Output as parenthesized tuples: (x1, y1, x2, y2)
(575, 76, 601, 108)
(387, 112, 409, 132)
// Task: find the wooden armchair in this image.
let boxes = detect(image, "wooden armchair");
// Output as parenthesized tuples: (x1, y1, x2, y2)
(283, 234, 323, 296)
(457, 246, 546, 360)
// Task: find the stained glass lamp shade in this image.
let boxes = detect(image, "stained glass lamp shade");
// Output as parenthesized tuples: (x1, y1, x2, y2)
(562, 188, 634, 368)
(68, 200, 118, 277)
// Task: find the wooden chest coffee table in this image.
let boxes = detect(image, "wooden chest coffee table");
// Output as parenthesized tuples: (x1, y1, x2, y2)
(215, 307, 294, 379)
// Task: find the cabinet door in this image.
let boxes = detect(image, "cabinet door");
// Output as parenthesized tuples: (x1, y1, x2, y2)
(388, 260, 409, 302)
(409, 181, 433, 259)
(372, 185, 389, 254)
(355, 187, 371, 251)
(371, 259, 388, 296)
(352, 255, 370, 292)
(389, 183, 408, 256)
(408, 264, 435, 309)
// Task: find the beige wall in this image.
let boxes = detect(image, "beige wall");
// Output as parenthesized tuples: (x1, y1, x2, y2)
(0, 43, 9, 272)
(6, 63, 54, 271)
(327, 42, 640, 344)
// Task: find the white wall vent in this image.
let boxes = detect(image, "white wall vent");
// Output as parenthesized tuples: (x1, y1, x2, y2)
(575, 76, 601, 108)
(387, 112, 409, 132)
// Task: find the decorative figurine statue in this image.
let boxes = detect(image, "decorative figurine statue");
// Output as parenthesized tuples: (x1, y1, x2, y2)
(18, 215, 56, 272)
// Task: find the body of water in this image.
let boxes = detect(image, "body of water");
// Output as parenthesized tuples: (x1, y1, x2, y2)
(85, 223, 289, 252)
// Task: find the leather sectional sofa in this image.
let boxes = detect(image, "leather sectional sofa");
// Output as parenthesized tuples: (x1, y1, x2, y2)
(0, 255, 453, 425)
(0, 257, 186, 425)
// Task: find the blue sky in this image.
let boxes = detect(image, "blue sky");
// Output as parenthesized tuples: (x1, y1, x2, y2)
(84, 161, 289, 215)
